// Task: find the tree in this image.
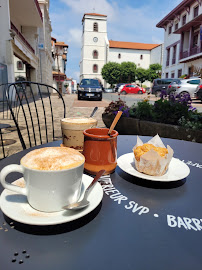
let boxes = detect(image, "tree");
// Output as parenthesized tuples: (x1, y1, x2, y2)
(101, 62, 121, 87)
(147, 63, 162, 82)
(136, 68, 147, 85)
(120, 62, 136, 83)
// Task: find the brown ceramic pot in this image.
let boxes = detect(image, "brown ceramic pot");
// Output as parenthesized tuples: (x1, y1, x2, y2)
(83, 128, 118, 175)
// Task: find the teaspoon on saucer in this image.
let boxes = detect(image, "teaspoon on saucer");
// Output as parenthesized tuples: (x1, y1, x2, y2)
(63, 169, 106, 210)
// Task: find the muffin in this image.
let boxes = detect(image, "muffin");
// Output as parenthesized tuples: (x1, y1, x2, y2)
(133, 135, 173, 176)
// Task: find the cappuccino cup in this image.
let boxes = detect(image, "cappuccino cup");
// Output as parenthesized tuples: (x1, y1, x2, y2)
(61, 117, 97, 151)
(0, 147, 85, 212)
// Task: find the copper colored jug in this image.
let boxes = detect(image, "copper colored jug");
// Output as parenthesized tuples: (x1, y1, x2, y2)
(83, 128, 118, 175)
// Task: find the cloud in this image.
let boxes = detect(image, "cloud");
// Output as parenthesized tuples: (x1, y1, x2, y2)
(68, 28, 82, 47)
(50, 0, 183, 82)
(60, 0, 118, 21)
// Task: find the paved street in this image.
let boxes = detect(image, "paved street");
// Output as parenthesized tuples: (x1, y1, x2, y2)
(1, 92, 202, 159)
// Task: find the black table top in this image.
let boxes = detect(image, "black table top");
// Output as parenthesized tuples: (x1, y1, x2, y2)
(0, 123, 11, 130)
(0, 136, 202, 270)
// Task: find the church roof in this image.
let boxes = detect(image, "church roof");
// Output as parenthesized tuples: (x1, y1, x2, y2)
(84, 13, 107, 17)
(109, 40, 161, 50)
(82, 13, 107, 22)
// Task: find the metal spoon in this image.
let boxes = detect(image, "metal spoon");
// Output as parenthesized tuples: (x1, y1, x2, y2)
(63, 169, 106, 210)
(90, 106, 98, 118)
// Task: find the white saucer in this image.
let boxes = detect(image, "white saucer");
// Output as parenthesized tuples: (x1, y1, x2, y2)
(117, 153, 190, 182)
(0, 174, 103, 226)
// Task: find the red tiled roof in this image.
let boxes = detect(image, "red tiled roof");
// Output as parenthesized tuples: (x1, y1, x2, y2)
(109, 40, 161, 50)
(52, 71, 66, 76)
(82, 13, 107, 22)
(55, 42, 68, 47)
(84, 13, 107, 17)
(51, 37, 56, 41)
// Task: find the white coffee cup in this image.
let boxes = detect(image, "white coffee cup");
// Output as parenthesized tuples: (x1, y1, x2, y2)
(0, 147, 85, 212)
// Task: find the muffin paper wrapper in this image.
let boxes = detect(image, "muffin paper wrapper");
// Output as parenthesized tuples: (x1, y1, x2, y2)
(133, 134, 174, 176)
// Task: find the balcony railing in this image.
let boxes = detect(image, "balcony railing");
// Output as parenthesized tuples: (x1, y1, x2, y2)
(11, 22, 35, 54)
(190, 46, 200, 56)
(180, 46, 202, 60)
(180, 50, 188, 59)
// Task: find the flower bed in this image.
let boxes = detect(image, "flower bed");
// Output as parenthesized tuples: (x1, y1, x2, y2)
(102, 93, 202, 143)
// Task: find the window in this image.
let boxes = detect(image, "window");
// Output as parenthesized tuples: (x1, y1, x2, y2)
(166, 48, 170, 66)
(17, 61, 23, 70)
(171, 72, 175, 78)
(93, 22, 98, 32)
(187, 79, 200, 85)
(193, 34, 198, 47)
(140, 55, 143, 60)
(169, 26, 172, 34)
(93, 64, 98, 73)
(188, 67, 193, 77)
(172, 45, 176, 64)
(175, 23, 178, 31)
(166, 73, 169, 78)
(93, 50, 98, 59)
(163, 79, 173, 85)
(118, 53, 121, 59)
(194, 6, 199, 18)
(178, 69, 182, 78)
(182, 15, 186, 25)
(156, 80, 162, 85)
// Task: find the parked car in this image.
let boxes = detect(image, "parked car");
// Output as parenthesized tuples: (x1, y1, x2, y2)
(118, 84, 126, 93)
(151, 78, 179, 96)
(77, 79, 102, 101)
(114, 83, 126, 92)
(103, 88, 115, 93)
(195, 80, 202, 102)
(168, 77, 201, 98)
(120, 84, 146, 95)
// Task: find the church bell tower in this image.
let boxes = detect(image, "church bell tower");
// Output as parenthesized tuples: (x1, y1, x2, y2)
(80, 13, 108, 84)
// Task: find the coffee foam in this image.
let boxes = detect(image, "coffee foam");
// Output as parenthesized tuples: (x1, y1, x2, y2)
(62, 117, 95, 124)
(21, 147, 85, 171)
(61, 117, 97, 131)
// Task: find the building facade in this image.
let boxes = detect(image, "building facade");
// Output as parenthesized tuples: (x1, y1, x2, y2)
(51, 37, 68, 94)
(156, 0, 202, 79)
(0, 0, 53, 99)
(80, 13, 163, 86)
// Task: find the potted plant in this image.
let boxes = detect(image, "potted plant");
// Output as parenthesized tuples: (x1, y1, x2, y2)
(102, 93, 202, 143)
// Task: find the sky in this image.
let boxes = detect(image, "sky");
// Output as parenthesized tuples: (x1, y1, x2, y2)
(49, 0, 182, 82)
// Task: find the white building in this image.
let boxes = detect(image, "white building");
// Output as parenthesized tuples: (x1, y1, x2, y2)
(0, 0, 53, 99)
(80, 13, 163, 86)
(156, 0, 202, 79)
(51, 37, 68, 94)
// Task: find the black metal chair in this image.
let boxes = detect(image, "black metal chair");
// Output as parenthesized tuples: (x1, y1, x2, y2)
(5, 81, 66, 150)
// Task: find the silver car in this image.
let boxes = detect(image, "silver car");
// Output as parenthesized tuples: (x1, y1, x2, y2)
(169, 77, 201, 98)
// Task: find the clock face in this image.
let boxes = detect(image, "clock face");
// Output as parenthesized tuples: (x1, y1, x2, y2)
(93, 37, 98, 42)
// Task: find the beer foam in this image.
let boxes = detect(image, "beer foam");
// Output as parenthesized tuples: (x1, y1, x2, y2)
(21, 147, 85, 171)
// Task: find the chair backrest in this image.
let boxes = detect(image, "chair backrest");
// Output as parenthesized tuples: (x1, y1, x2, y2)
(0, 83, 13, 120)
(5, 81, 66, 150)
